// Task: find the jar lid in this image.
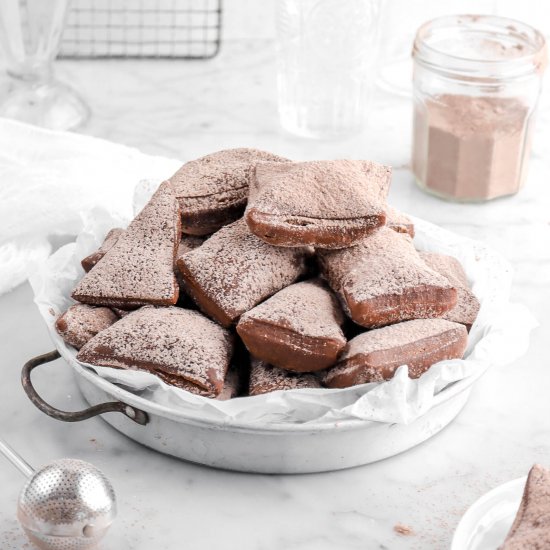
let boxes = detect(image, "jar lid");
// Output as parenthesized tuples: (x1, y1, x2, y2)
(413, 15, 547, 82)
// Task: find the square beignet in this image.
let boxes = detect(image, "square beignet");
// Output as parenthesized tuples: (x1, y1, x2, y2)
(81, 228, 125, 272)
(245, 160, 391, 249)
(72, 182, 181, 308)
(169, 148, 289, 236)
(249, 359, 322, 396)
(237, 279, 346, 372)
(77, 306, 233, 397)
(324, 318, 468, 388)
(318, 227, 457, 327)
(176, 219, 307, 327)
(420, 252, 480, 330)
(55, 304, 119, 349)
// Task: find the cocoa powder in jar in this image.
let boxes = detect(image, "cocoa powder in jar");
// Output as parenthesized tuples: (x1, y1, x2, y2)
(413, 94, 533, 201)
(411, 15, 547, 202)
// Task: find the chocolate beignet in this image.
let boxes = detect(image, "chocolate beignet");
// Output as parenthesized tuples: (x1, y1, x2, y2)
(156, 363, 240, 400)
(386, 206, 415, 238)
(177, 219, 307, 327)
(324, 318, 468, 388)
(420, 252, 480, 330)
(216, 366, 241, 400)
(77, 306, 233, 397)
(177, 235, 205, 257)
(500, 464, 550, 549)
(237, 279, 346, 372)
(318, 227, 457, 327)
(72, 182, 181, 308)
(55, 304, 118, 350)
(175, 235, 206, 308)
(81, 228, 125, 272)
(249, 360, 322, 396)
(245, 160, 391, 249)
(169, 148, 289, 236)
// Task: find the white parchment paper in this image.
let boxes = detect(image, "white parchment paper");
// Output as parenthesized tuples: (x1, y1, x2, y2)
(28, 192, 537, 427)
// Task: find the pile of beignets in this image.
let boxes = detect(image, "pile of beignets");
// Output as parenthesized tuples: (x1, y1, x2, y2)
(55, 148, 480, 399)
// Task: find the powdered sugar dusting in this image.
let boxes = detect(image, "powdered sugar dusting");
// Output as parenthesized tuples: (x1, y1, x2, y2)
(319, 227, 454, 302)
(343, 318, 464, 358)
(239, 279, 345, 340)
(77, 306, 233, 394)
(420, 252, 480, 327)
(177, 218, 306, 325)
(169, 148, 289, 233)
(55, 304, 118, 349)
(249, 360, 322, 395)
(72, 181, 180, 307)
(248, 160, 391, 219)
(245, 160, 391, 248)
(81, 228, 125, 272)
(170, 148, 289, 201)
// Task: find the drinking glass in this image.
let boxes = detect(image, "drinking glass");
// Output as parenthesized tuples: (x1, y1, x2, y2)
(0, 0, 90, 130)
(276, 0, 382, 139)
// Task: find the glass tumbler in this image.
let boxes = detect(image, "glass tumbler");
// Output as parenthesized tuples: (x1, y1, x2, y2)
(0, 0, 90, 130)
(276, 0, 382, 139)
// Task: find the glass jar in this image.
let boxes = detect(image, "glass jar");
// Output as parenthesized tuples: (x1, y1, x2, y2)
(412, 15, 547, 201)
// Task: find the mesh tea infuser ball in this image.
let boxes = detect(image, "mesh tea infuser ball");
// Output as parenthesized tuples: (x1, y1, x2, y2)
(1, 438, 116, 550)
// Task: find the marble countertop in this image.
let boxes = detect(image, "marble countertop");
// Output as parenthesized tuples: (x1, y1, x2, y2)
(1, 39, 550, 550)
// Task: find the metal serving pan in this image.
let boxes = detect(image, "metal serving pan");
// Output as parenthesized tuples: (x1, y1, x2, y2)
(22, 349, 488, 474)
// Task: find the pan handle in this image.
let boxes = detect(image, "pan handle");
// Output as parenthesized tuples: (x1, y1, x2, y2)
(22, 350, 149, 425)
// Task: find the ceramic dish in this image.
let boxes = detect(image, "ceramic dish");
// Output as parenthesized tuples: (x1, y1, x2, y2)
(451, 477, 524, 550)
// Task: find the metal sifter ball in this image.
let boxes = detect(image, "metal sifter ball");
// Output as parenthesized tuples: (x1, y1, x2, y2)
(1, 439, 116, 550)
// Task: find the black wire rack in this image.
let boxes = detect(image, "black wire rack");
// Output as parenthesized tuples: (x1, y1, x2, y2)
(59, 0, 222, 59)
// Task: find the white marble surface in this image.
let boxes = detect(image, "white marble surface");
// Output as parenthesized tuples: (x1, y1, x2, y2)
(1, 35, 550, 550)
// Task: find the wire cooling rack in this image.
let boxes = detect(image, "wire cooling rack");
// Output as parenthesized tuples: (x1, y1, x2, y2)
(60, 0, 222, 59)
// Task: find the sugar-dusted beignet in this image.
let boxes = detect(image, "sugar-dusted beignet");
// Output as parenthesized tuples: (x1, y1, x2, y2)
(169, 148, 289, 236)
(249, 360, 322, 396)
(237, 279, 346, 372)
(156, 363, 240, 400)
(177, 219, 307, 327)
(500, 464, 550, 550)
(175, 235, 206, 307)
(81, 228, 125, 272)
(216, 366, 241, 400)
(318, 227, 457, 327)
(72, 182, 181, 308)
(386, 206, 415, 238)
(177, 235, 205, 257)
(112, 307, 131, 318)
(420, 252, 480, 330)
(77, 306, 233, 397)
(55, 304, 118, 350)
(324, 318, 468, 387)
(245, 160, 391, 249)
